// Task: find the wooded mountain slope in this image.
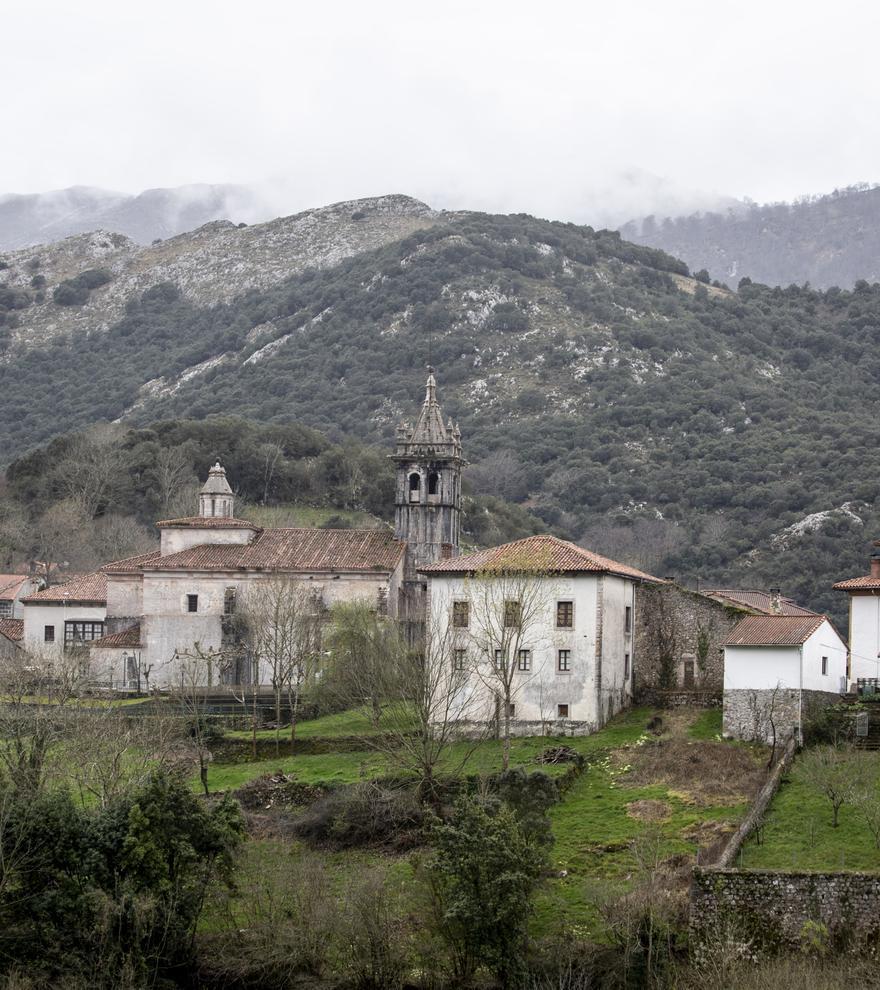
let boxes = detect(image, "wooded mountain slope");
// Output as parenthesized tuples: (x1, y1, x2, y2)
(621, 184, 880, 289)
(1, 209, 878, 622)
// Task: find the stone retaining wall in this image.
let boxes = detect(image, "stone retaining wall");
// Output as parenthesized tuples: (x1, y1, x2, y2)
(723, 688, 840, 742)
(636, 688, 721, 709)
(691, 867, 880, 953)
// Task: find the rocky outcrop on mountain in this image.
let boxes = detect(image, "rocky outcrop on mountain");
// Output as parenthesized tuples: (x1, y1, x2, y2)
(0, 195, 442, 348)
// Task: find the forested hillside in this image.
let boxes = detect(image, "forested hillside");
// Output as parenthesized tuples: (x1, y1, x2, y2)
(622, 184, 880, 289)
(2, 209, 879, 622)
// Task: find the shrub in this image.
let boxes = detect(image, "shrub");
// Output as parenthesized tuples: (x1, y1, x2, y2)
(292, 781, 425, 849)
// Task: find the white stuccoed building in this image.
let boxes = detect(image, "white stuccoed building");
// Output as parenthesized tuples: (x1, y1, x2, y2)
(833, 542, 880, 686)
(722, 614, 848, 742)
(421, 535, 662, 735)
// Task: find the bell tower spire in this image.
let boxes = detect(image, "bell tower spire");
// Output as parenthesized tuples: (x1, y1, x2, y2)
(391, 369, 465, 574)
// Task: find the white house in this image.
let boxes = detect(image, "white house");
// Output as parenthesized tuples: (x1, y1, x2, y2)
(421, 534, 662, 735)
(722, 614, 848, 742)
(0, 618, 23, 659)
(21, 572, 108, 660)
(833, 542, 880, 686)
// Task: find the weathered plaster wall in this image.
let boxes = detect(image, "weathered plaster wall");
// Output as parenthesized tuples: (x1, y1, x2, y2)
(691, 867, 880, 954)
(635, 583, 742, 691)
(22, 602, 106, 658)
(160, 525, 256, 556)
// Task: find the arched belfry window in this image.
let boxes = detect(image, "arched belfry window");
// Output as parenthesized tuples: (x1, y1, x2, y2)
(427, 471, 440, 496)
(409, 472, 421, 502)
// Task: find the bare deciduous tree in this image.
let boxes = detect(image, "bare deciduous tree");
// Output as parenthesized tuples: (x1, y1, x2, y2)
(464, 556, 554, 770)
(238, 578, 324, 755)
(797, 743, 863, 828)
(56, 425, 125, 518)
(150, 445, 198, 515)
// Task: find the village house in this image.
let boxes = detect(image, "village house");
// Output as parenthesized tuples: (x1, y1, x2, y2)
(833, 541, 880, 686)
(722, 613, 847, 742)
(20, 572, 108, 661)
(421, 535, 662, 735)
(0, 618, 23, 659)
(0, 573, 42, 619)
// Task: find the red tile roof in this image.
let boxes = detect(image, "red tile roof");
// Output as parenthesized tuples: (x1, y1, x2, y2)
(0, 575, 29, 601)
(703, 589, 818, 616)
(420, 535, 662, 582)
(0, 618, 23, 643)
(101, 550, 162, 574)
(724, 614, 826, 647)
(155, 516, 260, 530)
(144, 528, 406, 573)
(91, 624, 141, 649)
(22, 572, 107, 605)
(832, 575, 880, 591)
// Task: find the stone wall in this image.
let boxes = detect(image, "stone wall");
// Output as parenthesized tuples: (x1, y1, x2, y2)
(723, 688, 841, 742)
(691, 867, 880, 953)
(635, 584, 744, 692)
(636, 688, 721, 709)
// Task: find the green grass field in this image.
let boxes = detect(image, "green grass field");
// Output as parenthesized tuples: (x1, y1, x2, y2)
(204, 705, 760, 941)
(741, 750, 880, 872)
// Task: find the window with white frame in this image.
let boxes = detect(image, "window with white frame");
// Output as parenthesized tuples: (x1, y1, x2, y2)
(64, 620, 104, 645)
(558, 649, 571, 672)
(453, 648, 466, 671)
(517, 649, 531, 671)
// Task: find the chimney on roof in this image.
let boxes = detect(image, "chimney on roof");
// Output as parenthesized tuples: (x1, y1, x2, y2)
(769, 588, 782, 614)
(871, 545, 880, 579)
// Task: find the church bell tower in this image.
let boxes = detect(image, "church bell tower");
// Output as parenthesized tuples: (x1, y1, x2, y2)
(391, 369, 465, 580)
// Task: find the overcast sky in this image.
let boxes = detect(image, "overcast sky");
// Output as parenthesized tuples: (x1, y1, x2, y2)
(4, 0, 880, 223)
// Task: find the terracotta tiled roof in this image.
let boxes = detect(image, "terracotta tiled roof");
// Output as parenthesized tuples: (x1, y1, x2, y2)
(420, 535, 662, 582)
(22, 572, 107, 604)
(832, 575, 880, 591)
(155, 516, 260, 530)
(101, 550, 162, 573)
(91, 624, 141, 649)
(144, 528, 406, 573)
(724, 614, 826, 647)
(0, 575, 29, 601)
(703, 589, 818, 616)
(0, 618, 23, 643)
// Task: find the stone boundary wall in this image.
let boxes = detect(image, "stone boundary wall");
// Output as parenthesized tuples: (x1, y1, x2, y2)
(636, 688, 721, 709)
(714, 735, 796, 868)
(690, 867, 880, 953)
(723, 688, 841, 743)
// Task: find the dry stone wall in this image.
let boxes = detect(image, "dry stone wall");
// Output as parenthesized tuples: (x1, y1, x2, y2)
(691, 867, 880, 953)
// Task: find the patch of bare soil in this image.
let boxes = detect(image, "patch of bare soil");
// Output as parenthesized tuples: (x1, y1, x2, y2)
(620, 737, 768, 806)
(626, 798, 671, 822)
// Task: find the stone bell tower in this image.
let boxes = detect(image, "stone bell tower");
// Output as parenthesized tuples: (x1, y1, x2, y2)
(391, 370, 465, 627)
(198, 462, 235, 518)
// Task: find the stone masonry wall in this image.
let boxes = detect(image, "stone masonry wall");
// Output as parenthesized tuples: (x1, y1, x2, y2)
(723, 688, 841, 742)
(691, 867, 880, 953)
(635, 584, 745, 692)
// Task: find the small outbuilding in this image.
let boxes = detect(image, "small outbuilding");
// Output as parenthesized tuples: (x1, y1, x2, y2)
(722, 614, 847, 743)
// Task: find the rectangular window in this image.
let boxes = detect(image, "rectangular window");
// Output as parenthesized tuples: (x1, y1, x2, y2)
(504, 600, 521, 628)
(0, 602, 12, 618)
(44, 625, 55, 643)
(453, 648, 466, 671)
(624, 653, 630, 679)
(187, 594, 199, 613)
(507, 703, 516, 718)
(452, 601, 470, 628)
(493, 649, 503, 670)
(625, 605, 632, 634)
(64, 621, 104, 645)
(557, 704, 569, 718)
(558, 649, 571, 672)
(517, 649, 532, 671)
(821, 656, 828, 676)
(556, 600, 574, 628)
(223, 587, 236, 615)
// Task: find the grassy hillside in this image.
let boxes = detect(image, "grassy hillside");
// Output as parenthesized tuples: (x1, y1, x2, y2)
(2, 210, 879, 619)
